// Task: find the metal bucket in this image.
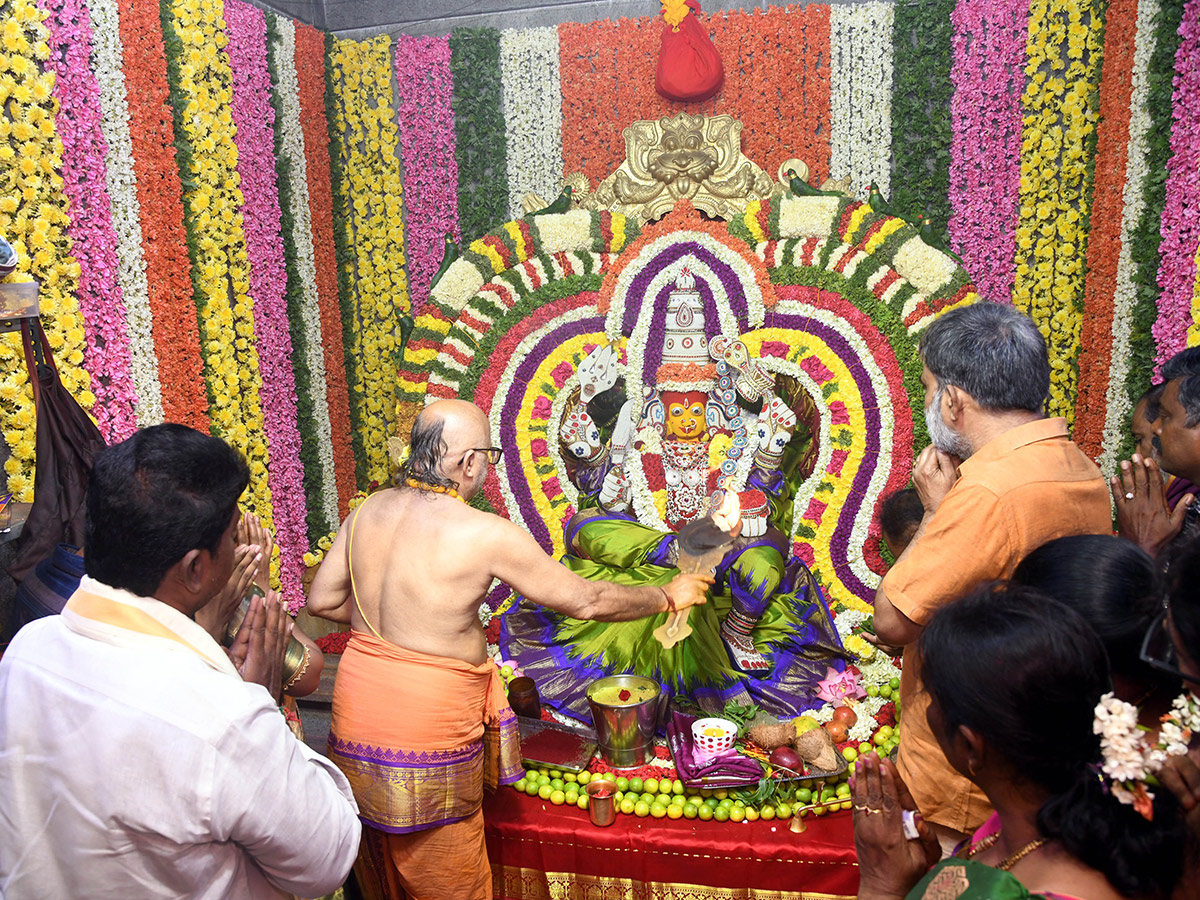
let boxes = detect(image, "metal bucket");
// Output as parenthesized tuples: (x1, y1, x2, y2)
(586, 675, 661, 769)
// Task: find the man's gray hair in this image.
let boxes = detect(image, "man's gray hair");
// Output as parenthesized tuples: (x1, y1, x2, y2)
(400, 413, 459, 491)
(1162, 347, 1200, 427)
(919, 303, 1049, 413)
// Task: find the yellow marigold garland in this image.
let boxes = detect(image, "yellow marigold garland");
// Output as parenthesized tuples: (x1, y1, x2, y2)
(1012, 0, 1104, 423)
(162, 0, 275, 532)
(328, 35, 409, 486)
(0, 0, 92, 500)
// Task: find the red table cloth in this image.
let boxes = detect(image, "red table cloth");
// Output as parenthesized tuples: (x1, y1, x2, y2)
(485, 789, 859, 899)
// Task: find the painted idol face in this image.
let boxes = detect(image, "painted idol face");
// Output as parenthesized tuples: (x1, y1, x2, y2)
(662, 391, 708, 441)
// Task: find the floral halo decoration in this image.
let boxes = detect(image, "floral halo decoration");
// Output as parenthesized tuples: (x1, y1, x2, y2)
(397, 180, 975, 627)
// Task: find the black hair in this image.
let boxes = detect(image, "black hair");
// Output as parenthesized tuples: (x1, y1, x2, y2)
(1162, 347, 1200, 427)
(1166, 535, 1200, 673)
(1136, 382, 1167, 424)
(920, 583, 1184, 899)
(878, 488, 923, 547)
(400, 412, 458, 491)
(1013, 535, 1174, 689)
(919, 302, 1049, 413)
(84, 424, 250, 597)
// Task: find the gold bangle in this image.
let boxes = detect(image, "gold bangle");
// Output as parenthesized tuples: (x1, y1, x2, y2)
(283, 646, 311, 692)
(661, 587, 676, 614)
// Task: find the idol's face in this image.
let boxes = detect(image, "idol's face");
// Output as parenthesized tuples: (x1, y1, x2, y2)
(663, 391, 708, 441)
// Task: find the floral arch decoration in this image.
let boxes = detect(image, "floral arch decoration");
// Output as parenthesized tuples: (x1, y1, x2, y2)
(395, 184, 977, 617)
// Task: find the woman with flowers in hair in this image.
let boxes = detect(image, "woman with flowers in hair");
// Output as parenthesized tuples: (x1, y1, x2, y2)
(852, 581, 1186, 900)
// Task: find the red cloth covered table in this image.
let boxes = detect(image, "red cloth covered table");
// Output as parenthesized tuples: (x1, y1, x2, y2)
(485, 789, 859, 899)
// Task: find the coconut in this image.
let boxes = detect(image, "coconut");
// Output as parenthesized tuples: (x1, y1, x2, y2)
(745, 722, 795, 750)
(794, 726, 839, 772)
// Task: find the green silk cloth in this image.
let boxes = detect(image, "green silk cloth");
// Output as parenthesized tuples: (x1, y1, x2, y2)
(499, 515, 847, 721)
(908, 859, 1080, 900)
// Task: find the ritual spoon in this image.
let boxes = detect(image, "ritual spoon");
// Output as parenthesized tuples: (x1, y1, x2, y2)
(654, 496, 740, 649)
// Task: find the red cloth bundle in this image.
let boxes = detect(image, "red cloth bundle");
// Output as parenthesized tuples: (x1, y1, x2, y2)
(656, 0, 724, 103)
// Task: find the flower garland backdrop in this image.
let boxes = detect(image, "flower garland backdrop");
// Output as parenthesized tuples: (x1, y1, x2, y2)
(266, 11, 340, 540)
(160, 0, 276, 532)
(1152, 0, 1200, 366)
(225, 0, 308, 607)
(115, 0, 207, 430)
(37, 0, 138, 442)
(1011, 0, 1104, 425)
(393, 34, 459, 310)
(947, 0, 1027, 305)
(0, 0, 91, 501)
(499, 26, 563, 221)
(327, 34, 409, 488)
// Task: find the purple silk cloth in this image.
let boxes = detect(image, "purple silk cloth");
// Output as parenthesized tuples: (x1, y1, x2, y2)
(1166, 476, 1198, 511)
(667, 709, 763, 789)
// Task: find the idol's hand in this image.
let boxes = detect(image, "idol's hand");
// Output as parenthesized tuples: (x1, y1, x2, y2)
(578, 344, 620, 402)
(600, 466, 630, 509)
(663, 572, 713, 611)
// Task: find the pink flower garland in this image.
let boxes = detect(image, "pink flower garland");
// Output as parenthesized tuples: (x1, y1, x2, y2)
(1153, 0, 1200, 366)
(225, 0, 308, 609)
(392, 35, 459, 312)
(947, 0, 1028, 304)
(38, 0, 138, 440)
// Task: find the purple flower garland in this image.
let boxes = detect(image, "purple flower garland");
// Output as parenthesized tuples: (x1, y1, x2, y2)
(225, 0, 308, 608)
(947, 0, 1027, 303)
(393, 35, 460, 312)
(37, 0, 138, 440)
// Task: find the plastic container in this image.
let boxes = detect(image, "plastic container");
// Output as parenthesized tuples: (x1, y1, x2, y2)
(691, 717, 737, 759)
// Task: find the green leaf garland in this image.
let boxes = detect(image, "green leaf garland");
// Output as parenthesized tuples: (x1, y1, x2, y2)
(450, 28, 509, 245)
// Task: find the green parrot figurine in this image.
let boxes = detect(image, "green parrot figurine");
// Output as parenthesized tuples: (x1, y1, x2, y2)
(867, 182, 894, 216)
(396, 314, 414, 365)
(784, 168, 844, 198)
(529, 184, 574, 216)
(918, 215, 964, 265)
(430, 233, 459, 291)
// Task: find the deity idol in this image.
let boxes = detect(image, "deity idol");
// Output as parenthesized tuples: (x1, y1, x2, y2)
(500, 271, 846, 721)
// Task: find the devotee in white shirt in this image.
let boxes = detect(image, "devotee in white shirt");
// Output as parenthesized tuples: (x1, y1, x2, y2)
(0, 424, 361, 899)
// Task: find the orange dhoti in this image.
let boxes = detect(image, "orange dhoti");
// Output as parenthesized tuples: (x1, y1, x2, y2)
(328, 631, 524, 900)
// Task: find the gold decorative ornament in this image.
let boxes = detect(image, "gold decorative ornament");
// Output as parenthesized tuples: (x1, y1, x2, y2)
(590, 113, 775, 224)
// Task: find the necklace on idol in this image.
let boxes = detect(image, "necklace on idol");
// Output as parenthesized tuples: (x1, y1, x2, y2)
(404, 477, 466, 503)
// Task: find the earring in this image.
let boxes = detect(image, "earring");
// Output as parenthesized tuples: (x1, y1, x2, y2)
(968, 758, 978, 778)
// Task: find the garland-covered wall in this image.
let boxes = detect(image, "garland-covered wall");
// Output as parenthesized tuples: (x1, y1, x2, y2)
(2, 0, 1199, 608)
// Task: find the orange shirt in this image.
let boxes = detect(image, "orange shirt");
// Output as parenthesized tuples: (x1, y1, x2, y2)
(881, 417, 1112, 833)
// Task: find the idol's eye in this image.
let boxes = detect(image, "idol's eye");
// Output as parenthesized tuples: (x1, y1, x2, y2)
(690, 404, 705, 416)
(670, 406, 684, 417)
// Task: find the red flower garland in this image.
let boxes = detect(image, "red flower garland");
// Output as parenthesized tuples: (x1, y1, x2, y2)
(294, 22, 356, 517)
(559, 5, 831, 189)
(116, 0, 208, 430)
(1074, 0, 1139, 458)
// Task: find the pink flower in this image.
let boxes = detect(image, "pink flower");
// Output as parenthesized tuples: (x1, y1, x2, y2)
(803, 498, 828, 525)
(544, 477, 563, 499)
(829, 401, 850, 425)
(531, 396, 553, 419)
(815, 666, 865, 706)
(828, 449, 850, 476)
(551, 361, 574, 388)
(530, 438, 549, 458)
(800, 356, 834, 383)
(760, 340, 791, 359)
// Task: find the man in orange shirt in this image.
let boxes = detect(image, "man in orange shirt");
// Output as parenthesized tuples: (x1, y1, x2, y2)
(873, 303, 1111, 853)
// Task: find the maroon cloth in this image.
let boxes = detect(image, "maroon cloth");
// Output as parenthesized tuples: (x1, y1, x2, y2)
(7, 319, 106, 584)
(484, 787, 858, 898)
(667, 709, 763, 788)
(656, 0, 724, 103)
(1165, 476, 1198, 511)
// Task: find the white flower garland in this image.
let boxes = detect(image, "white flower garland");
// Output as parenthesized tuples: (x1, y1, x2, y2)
(777, 196, 842, 239)
(271, 16, 340, 530)
(500, 26, 564, 221)
(89, 0, 165, 425)
(892, 236, 958, 297)
(430, 257, 488, 313)
(1100, 0, 1161, 475)
(1094, 690, 1200, 811)
(829, 2, 895, 201)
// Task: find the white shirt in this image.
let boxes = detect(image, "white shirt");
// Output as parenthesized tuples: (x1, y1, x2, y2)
(0, 577, 361, 899)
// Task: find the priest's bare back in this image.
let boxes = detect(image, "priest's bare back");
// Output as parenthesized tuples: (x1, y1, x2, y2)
(307, 400, 710, 665)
